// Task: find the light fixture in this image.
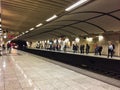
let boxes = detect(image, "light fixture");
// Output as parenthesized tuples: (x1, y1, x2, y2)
(19, 34, 22, 36)
(29, 28, 34, 31)
(3, 35, 7, 39)
(54, 39, 57, 43)
(0, 28, 2, 30)
(22, 32, 25, 34)
(98, 35, 104, 41)
(46, 15, 57, 22)
(25, 31, 29, 33)
(75, 37, 80, 43)
(86, 37, 93, 42)
(47, 40, 49, 43)
(65, 0, 90, 11)
(14, 36, 17, 39)
(65, 38, 69, 43)
(44, 40, 46, 43)
(36, 23, 43, 27)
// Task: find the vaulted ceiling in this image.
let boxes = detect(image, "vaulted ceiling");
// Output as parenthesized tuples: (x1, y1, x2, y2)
(1, 0, 120, 41)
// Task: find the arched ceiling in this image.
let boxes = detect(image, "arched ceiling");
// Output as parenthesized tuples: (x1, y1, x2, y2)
(1, 0, 120, 41)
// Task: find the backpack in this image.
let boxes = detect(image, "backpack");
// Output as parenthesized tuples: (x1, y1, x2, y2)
(112, 44, 115, 49)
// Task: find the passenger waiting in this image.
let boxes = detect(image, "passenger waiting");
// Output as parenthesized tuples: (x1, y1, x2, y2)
(7, 43, 11, 53)
(80, 45, 83, 54)
(80, 44, 84, 54)
(63, 44, 67, 52)
(73, 44, 78, 53)
(2, 44, 6, 51)
(108, 41, 114, 58)
(94, 43, 99, 55)
(86, 44, 90, 54)
(98, 45, 103, 56)
(36, 41, 40, 49)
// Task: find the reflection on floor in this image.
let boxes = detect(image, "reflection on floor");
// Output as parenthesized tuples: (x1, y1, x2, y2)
(0, 49, 120, 90)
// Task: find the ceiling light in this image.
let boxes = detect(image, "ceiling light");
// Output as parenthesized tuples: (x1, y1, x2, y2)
(14, 37, 17, 39)
(75, 37, 80, 43)
(3, 35, 7, 39)
(25, 31, 29, 33)
(47, 40, 49, 43)
(65, 38, 69, 43)
(46, 15, 57, 22)
(36, 23, 43, 27)
(29, 28, 34, 31)
(0, 28, 2, 30)
(65, 0, 90, 11)
(98, 35, 104, 41)
(86, 37, 93, 42)
(22, 32, 25, 34)
(19, 34, 22, 36)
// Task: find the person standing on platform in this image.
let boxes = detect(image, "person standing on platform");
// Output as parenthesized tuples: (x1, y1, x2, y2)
(2, 44, 6, 51)
(98, 45, 103, 56)
(80, 44, 82, 54)
(7, 43, 11, 53)
(108, 41, 114, 58)
(112, 43, 115, 55)
(75, 44, 79, 53)
(86, 44, 90, 54)
(94, 43, 98, 55)
(82, 44, 85, 54)
(73, 44, 75, 53)
(63, 44, 67, 52)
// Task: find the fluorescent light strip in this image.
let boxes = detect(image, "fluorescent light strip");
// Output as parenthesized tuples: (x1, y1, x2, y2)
(25, 31, 29, 33)
(65, 0, 89, 11)
(29, 28, 34, 31)
(36, 23, 43, 27)
(20, 34, 22, 36)
(22, 32, 25, 35)
(46, 15, 57, 22)
(15, 37, 17, 39)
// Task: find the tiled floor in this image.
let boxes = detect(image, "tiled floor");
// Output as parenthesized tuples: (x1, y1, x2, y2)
(0, 49, 120, 90)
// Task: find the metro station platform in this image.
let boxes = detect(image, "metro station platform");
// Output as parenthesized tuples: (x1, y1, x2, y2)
(33, 48, 120, 60)
(0, 49, 120, 90)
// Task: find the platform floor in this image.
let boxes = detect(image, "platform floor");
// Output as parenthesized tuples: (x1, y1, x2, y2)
(0, 49, 120, 90)
(33, 48, 120, 60)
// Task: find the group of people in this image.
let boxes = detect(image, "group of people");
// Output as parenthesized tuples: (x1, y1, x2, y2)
(35, 41, 116, 58)
(108, 41, 115, 58)
(72, 42, 115, 58)
(95, 42, 115, 58)
(0, 43, 12, 53)
(72, 44, 90, 54)
(94, 44, 103, 56)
